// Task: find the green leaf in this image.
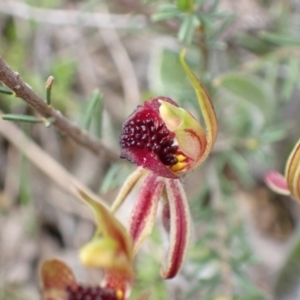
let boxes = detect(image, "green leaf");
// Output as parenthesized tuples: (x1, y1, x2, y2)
(209, 14, 236, 40)
(215, 72, 273, 119)
(259, 125, 288, 144)
(207, 0, 220, 13)
(237, 33, 271, 54)
(177, 0, 194, 11)
(94, 94, 103, 139)
(280, 58, 300, 102)
(2, 114, 43, 124)
(148, 47, 199, 104)
(100, 164, 133, 193)
(224, 151, 255, 188)
(151, 10, 181, 22)
(151, 5, 181, 22)
(178, 14, 198, 44)
(260, 31, 300, 46)
(83, 89, 103, 132)
(274, 229, 300, 300)
(0, 86, 14, 95)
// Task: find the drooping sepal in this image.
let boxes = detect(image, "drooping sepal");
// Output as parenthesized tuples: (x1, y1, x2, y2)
(160, 178, 190, 279)
(129, 172, 165, 254)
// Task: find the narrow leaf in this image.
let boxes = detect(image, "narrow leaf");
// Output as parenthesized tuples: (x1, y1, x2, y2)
(260, 31, 300, 46)
(178, 15, 197, 44)
(83, 89, 103, 131)
(2, 114, 43, 123)
(0, 85, 14, 95)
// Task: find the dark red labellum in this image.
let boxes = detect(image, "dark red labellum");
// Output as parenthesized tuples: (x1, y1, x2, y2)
(120, 97, 180, 178)
(66, 285, 118, 300)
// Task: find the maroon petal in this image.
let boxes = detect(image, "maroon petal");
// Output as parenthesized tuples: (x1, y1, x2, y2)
(120, 97, 180, 178)
(160, 178, 190, 279)
(129, 172, 165, 253)
(67, 285, 118, 300)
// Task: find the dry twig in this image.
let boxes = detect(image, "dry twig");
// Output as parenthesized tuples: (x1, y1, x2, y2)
(0, 57, 119, 161)
(0, 1, 147, 29)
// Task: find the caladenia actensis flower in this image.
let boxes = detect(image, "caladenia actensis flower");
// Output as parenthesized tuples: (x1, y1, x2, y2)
(112, 50, 218, 279)
(265, 139, 300, 200)
(40, 187, 135, 300)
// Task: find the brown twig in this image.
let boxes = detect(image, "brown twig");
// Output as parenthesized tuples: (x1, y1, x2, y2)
(0, 57, 120, 161)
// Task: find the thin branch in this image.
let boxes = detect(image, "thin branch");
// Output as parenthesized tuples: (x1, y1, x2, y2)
(0, 1, 147, 29)
(0, 57, 119, 161)
(0, 110, 98, 219)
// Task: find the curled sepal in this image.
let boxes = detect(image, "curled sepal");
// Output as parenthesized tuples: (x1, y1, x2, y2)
(179, 49, 218, 169)
(129, 172, 165, 254)
(40, 259, 77, 300)
(264, 171, 290, 196)
(285, 139, 300, 201)
(160, 178, 190, 279)
(75, 187, 134, 276)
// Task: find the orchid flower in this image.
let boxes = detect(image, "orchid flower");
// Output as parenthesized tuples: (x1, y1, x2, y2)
(265, 139, 300, 200)
(112, 50, 218, 279)
(40, 187, 135, 300)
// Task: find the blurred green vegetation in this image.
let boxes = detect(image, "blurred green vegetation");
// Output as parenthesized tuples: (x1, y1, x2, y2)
(1, 0, 300, 299)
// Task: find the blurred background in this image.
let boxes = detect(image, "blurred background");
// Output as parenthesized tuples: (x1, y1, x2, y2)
(1, 0, 300, 299)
